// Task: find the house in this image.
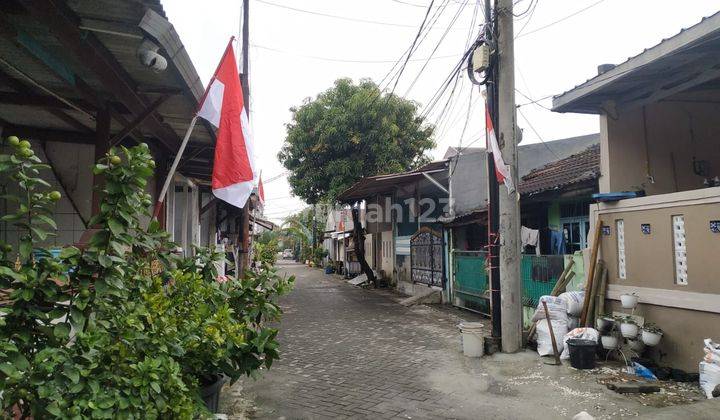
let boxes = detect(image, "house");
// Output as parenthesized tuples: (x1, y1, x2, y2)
(337, 135, 601, 311)
(553, 12, 720, 370)
(444, 136, 599, 317)
(0, 2, 256, 269)
(337, 160, 449, 295)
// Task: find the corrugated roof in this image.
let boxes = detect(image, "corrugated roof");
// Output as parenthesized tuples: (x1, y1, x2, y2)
(519, 144, 600, 195)
(0, 0, 215, 180)
(337, 160, 447, 203)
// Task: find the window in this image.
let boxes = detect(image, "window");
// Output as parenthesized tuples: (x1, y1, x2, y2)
(560, 217, 590, 254)
(672, 215, 687, 285)
(616, 219, 626, 279)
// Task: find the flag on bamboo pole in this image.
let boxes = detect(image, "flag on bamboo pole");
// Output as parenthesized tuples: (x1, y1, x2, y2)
(485, 103, 515, 194)
(197, 37, 256, 208)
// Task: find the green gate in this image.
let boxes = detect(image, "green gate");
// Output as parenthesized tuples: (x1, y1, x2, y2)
(452, 251, 489, 314)
(452, 252, 565, 316)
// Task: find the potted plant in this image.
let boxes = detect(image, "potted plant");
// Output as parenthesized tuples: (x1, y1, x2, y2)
(620, 316, 639, 338)
(601, 333, 619, 350)
(620, 292, 639, 309)
(596, 314, 615, 333)
(641, 323, 663, 346)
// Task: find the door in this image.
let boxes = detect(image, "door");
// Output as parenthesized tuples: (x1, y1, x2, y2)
(381, 230, 393, 278)
(410, 227, 444, 287)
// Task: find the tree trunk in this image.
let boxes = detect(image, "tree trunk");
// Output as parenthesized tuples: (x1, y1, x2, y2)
(351, 207, 377, 287)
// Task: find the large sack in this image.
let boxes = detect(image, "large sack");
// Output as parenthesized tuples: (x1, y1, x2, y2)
(560, 327, 599, 360)
(536, 320, 568, 357)
(699, 361, 720, 399)
(559, 291, 585, 317)
(703, 339, 720, 366)
(531, 296, 569, 324)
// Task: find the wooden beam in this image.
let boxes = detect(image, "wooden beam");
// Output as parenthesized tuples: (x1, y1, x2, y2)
(0, 91, 95, 112)
(18, 0, 181, 151)
(0, 123, 94, 144)
(109, 95, 169, 147)
(0, 67, 92, 133)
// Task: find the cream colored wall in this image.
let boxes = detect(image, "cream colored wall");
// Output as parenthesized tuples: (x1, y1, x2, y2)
(602, 101, 720, 194)
(598, 201, 720, 293)
(594, 193, 720, 371)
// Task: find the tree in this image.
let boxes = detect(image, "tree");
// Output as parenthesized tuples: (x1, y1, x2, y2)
(278, 78, 435, 204)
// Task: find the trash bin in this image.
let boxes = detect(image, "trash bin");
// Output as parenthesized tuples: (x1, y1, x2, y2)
(459, 322, 484, 357)
(567, 339, 597, 369)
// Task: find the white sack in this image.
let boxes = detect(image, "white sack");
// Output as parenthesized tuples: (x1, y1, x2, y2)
(536, 320, 568, 357)
(559, 291, 585, 317)
(560, 327, 599, 360)
(703, 339, 720, 366)
(531, 296, 569, 324)
(699, 361, 720, 399)
(568, 316, 580, 330)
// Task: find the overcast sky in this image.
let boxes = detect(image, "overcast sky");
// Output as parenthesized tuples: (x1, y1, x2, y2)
(163, 0, 720, 224)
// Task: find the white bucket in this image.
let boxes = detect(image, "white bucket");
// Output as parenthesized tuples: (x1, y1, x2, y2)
(459, 322, 485, 357)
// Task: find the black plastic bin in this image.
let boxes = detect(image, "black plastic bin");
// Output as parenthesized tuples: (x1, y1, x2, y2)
(200, 374, 227, 413)
(567, 339, 597, 369)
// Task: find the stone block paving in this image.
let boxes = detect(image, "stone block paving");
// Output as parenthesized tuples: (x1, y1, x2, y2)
(228, 263, 503, 419)
(225, 263, 658, 420)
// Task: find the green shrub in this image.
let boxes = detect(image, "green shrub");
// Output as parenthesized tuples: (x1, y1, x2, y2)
(0, 138, 293, 418)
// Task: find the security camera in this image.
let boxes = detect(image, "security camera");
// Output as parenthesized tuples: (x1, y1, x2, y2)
(137, 39, 167, 72)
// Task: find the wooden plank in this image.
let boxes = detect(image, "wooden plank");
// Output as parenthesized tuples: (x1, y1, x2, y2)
(580, 220, 603, 326)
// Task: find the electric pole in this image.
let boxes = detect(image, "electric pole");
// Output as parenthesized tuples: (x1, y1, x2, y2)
(497, 0, 522, 352)
(239, 0, 251, 274)
(484, 0, 502, 349)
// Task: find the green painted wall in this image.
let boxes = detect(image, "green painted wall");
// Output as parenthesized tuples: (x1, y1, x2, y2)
(547, 202, 561, 229)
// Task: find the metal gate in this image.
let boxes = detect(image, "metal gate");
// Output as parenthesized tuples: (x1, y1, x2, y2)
(410, 227, 444, 287)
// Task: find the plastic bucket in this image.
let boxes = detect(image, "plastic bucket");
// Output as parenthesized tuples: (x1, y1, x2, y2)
(459, 322, 484, 357)
(567, 339, 597, 369)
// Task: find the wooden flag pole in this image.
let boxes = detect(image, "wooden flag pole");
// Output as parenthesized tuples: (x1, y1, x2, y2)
(152, 115, 199, 220)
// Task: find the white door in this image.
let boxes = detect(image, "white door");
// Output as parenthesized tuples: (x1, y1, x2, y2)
(381, 230, 393, 278)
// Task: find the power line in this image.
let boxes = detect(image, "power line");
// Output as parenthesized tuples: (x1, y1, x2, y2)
(255, 0, 470, 30)
(517, 107, 560, 159)
(252, 43, 457, 63)
(516, 0, 608, 39)
(515, 88, 552, 110)
(403, 0, 468, 96)
(388, 0, 438, 97)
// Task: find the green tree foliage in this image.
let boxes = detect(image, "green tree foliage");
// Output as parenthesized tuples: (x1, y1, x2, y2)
(278, 78, 435, 203)
(0, 139, 293, 418)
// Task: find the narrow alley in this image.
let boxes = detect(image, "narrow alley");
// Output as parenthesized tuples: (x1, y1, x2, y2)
(224, 263, 661, 420)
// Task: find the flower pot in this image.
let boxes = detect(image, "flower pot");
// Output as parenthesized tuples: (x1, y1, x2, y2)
(641, 329, 663, 346)
(596, 317, 614, 333)
(628, 338, 645, 353)
(620, 293, 639, 309)
(620, 322, 639, 338)
(601, 335, 619, 350)
(200, 374, 226, 413)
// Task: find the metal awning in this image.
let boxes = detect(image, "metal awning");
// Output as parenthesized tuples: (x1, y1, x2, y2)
(337, 160, 447, 203)
(553, 12, 720, 114)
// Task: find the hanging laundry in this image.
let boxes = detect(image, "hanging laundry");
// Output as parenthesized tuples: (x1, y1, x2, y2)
(550, 229, 566, 255)
(521, 226, 541, 255)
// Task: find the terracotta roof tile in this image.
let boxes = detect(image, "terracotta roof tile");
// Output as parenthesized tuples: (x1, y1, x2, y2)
(519, 144, 600, 195)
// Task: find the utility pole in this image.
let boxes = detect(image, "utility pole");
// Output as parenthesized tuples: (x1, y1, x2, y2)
(484, 0, 502, 350)
(497, 0, 522, 352)
(239, 0, 251, 274)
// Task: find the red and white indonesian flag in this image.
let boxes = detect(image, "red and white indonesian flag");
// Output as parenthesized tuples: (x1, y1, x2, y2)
(198, 38, 256, 208)
(485, 103, 515, 194)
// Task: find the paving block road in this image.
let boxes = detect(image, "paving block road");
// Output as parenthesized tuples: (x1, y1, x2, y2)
(225, 262, 663, 420)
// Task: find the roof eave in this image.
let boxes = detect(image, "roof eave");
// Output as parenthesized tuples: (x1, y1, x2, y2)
(552, 11, 720, 114)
